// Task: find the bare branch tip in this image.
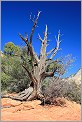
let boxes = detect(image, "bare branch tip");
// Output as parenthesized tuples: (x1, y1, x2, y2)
(18, 33, 21, 36)
(46, 24, 48, 28)
(38, 10, 42, 13)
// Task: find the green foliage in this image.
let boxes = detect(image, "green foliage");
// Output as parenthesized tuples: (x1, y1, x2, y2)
(14, 46, 21, 55)
(46, 60, 65, 76)
(7, 78, 30, 93)
(41, 78, 50, 91)
(46, 61, 57, 72)
(21, 46, 33, 71)
(1, 43, 30, 92)
(4, 42, 20, 56)
(1, 72, 12, 91)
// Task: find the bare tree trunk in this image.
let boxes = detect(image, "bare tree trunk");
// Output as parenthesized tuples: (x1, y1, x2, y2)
(3, 11, 62, 102)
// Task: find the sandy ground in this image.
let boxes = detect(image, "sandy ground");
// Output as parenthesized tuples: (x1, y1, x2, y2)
(1, 97, 81, 121)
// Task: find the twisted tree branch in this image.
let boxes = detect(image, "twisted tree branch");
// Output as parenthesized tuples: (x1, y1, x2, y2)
(30, 11, 41, 44)
(37, 33, 43, 42)
(19, 34, 39, 63)
(46, 48, 56, 56)
(50, 30, 62, 59)
(18, 33, 28, 44)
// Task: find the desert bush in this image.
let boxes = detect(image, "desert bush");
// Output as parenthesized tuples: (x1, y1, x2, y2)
(42, 77, 81, 104)
(42, 77, 67, 98)
(64, 80, 81, 104)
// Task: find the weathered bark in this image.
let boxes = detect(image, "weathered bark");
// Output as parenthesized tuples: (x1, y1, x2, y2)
(1, 87, 33, 101)
(5, 11, 62, 102)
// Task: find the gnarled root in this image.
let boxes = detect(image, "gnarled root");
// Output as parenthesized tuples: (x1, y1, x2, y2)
(1, 87, 33, 101)
(1, 87, 45, 104)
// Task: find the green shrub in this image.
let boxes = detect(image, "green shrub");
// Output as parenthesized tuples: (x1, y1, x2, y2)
(7, 78, 30, 93)
(1, 44, 30, 93)
(1, 72, 12, 91)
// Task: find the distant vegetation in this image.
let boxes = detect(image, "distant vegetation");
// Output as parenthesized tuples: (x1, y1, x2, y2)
(1, 42, 81, 104)
(42, 77, 81, 104)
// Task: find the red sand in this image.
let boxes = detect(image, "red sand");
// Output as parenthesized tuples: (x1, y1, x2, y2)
(1, 98, 81, 121)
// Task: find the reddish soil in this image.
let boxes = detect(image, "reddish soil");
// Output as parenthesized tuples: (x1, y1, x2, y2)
(1, 97, 81, 121)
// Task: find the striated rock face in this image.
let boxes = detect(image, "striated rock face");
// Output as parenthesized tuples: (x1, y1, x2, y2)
(72, 69, 81, 84)
(67, 69, 81, 85)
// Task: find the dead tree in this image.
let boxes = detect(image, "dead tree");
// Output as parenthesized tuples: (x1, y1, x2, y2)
(2, 11, 63, 101)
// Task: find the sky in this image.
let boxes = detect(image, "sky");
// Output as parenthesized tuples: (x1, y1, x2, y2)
(1, 1, 81, 77)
